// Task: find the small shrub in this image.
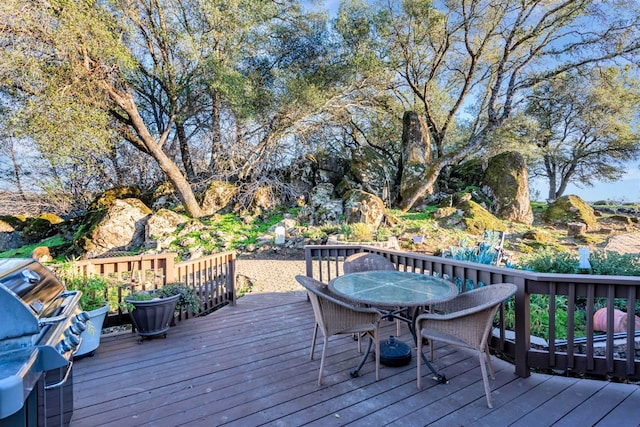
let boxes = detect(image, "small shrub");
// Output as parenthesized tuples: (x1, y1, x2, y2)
(517, 248, 579, 273)
(343, 223, 374, 241)
(588, 250, 640, 276)
(376, 227, 392, 242)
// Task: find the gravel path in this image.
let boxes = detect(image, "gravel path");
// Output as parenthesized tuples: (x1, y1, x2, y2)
(236, 256, 307, 295)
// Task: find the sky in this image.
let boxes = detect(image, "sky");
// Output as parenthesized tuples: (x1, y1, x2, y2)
(531, 164, 640, 203)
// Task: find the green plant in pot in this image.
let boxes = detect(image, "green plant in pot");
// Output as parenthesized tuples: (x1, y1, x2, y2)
(124, 282, 201, 342)
(59, 271, 111, 357)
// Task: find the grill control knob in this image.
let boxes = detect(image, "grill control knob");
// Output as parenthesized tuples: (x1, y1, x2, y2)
(58, 335, 81, 353)
(76, 311, 90, 323)
(70, 320, 87, 335)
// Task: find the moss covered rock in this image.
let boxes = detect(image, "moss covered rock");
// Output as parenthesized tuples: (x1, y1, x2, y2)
(458, 200, 506, 235)
(74, 198, 152, 258)
(23, 213, 64, 243)
(481, 151, 533, 225)
(88, 186, 143, 211)
(545, 195, 597, 230)
(343, 189, 387, 227)
(200, 181, 238, 215)
(350, 146, 394, 199)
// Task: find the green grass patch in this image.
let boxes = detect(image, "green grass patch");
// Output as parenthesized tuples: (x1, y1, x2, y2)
(0, 236, 66, 259)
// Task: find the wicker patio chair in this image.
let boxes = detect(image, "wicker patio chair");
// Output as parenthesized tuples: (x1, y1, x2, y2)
(295, 275, 382, 385)
(415, 283, 517, 408)
(343, 252, 402, 336)
(343, 252, 396, 274)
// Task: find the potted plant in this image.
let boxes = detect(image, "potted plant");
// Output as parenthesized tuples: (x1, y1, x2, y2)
(60, 272, 111, 357)
(124, 282, 201, 342)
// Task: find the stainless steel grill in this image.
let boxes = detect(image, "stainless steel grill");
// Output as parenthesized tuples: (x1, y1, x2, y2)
(0, 259, 88, 427)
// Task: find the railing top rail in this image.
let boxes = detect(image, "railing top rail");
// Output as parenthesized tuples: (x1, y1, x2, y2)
(304, 244, 640, 285)
(174, 251, 236, 268)
(73, 253, 180, 266)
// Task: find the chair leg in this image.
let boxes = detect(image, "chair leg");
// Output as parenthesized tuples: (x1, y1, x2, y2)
(373, 330, 380, 381)
(429, 339, 434, 361)
(416, 334, 423, 389)
(310, 323, 318, 360)
(478, 352, 493, 408)
(318, 336, 328, 386)
(484, 343, 495, 378)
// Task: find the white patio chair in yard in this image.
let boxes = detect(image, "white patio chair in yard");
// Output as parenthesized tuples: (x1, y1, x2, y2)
(415, 283, 517, 408)
(295, 275, 382, 385)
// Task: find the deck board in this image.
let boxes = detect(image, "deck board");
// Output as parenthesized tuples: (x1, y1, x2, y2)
(71, 292, 639, 427)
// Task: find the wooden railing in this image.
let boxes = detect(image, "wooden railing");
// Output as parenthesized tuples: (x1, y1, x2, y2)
(304, 244, 640, 381)
(72, 252, 236, 327)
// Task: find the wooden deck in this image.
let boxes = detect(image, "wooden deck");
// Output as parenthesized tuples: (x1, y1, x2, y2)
(70, 291, 640, 427)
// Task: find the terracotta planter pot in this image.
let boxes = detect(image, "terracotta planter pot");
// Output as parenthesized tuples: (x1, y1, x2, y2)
(593, 308, 640, 333)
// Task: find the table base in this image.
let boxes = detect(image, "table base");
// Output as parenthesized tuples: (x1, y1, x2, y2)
(379, 336, 411, 367)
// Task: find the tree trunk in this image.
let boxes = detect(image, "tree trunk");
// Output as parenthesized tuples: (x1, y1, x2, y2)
(105, 85, 204, 218)
(209, 89, 222, 171)
(9, 143, 26, 200)
(176, 122, 195, 181)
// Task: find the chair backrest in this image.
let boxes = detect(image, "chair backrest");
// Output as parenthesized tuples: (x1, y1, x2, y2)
(295, 275, 380, 334)
(448, 283, 517, 314)
(475, 283, 516, 309)
(343, 253, 395, 274)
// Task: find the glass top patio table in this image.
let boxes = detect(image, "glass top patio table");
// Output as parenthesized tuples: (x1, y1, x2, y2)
(330, 270, 458, 308)
(330, 270, 458, 383)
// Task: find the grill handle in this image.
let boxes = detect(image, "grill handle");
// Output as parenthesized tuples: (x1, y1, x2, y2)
(44, 360, 74, 390)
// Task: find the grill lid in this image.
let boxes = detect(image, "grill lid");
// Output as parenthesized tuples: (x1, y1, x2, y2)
(0, 259, 66, 341)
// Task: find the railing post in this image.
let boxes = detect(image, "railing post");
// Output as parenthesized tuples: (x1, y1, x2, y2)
(514, 276, 531, 377)
(305, 246, 313, 278)
(164, 254, 176, 284)
(228, 253, 236, 306)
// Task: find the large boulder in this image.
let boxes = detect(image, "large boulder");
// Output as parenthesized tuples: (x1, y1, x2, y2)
(481, 151, 533, 225)
(343, 189, 387, 228)
(309, 183, 343, 225)
(317, 154, 350, 186)
(22, 213, 64, 243)
(78, 198, 152, 258)
(434, 197, 505, 235)
(151, 182, 181, 211)
(0, 216, 26, 251)
(350, 146, 394, 200)
(400, 111, 432, 206)
(457, 200, 506, 235)
(200, 181, 238, 215)
(545, 195, 597, 230)
(145, 208, 187, 249)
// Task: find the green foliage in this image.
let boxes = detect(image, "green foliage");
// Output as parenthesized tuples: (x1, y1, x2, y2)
(171, 211, 287, 253)
(376, 227, 391, 242)
(503, 294, 586, 341)
(518, 248, 580, 274)
(588, 251, 640, 276)
(510, 247, 640, 341)
(56, 262, 113, 311)
(302, 226, 327, 241)
(0, 236, 66, 259)
(122, 283, 201, 314)
(161, 282, 202, 314)
(342, 222, 374, 241)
